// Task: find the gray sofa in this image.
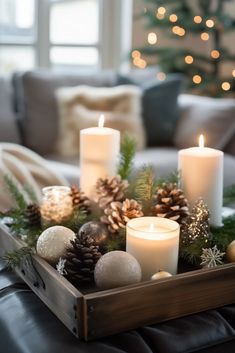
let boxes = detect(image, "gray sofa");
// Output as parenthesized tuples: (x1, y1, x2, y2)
(1, 69, 235, 187)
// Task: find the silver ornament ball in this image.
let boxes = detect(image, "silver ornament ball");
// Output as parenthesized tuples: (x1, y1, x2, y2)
(36, 226, 75, 264)
(94, 251, 142, 289)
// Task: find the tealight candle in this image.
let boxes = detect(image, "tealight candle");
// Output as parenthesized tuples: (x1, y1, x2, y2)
(178, 134, 223, 226)
(126, 217, 180, 280)
(40, 186, 73, 227)
(80, 114, 120, 199)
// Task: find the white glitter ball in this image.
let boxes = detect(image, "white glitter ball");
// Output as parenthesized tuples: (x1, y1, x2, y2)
(36, 226, 75, 264)
(94, 251, 142, 289)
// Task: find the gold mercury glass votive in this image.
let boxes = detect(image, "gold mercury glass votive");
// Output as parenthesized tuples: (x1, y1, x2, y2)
(41, 186, 73, 228)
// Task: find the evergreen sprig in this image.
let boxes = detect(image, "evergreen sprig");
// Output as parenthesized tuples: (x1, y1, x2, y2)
(135, 165, 157, 213)
(4, 175, 27, 211)
(2, 246, 33, 269)
(118, 134, 136, 180)
(223, 184, 235, 206)
(211, 214, 235, 252)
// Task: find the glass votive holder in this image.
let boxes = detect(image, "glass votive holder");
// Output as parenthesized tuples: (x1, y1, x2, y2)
(41, 186, 73, 228)
(126, 217, 180, 280)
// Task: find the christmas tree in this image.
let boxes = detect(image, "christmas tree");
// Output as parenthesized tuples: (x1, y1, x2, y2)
(134, 0, 235, 96)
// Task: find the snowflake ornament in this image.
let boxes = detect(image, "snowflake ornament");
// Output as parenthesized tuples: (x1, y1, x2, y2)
(200, 245, 225, 268)
(56, 258, 67, 275)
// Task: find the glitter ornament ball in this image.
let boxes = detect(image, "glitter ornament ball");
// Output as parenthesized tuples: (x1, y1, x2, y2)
(151, 270, 172, 281)
(78, 221, 108, 246)
(226, 240, 235, 262)
(36, 226, 75, 264)
(94, 251, 142, 289)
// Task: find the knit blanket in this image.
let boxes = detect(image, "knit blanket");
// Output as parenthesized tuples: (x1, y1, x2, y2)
(0, 143, 68, 211)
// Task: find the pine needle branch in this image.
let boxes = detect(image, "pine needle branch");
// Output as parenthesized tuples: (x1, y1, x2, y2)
(2, 246, 33, 269)
(223, 184, 235, 206)
(4, 175, 27, 211)
(135, 165, 156, 202)
(118, 134, 137, 180)
(23, 185, 38, 204)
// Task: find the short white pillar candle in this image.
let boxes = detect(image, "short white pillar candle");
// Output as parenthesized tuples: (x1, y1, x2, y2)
(80, 115, 120, 199)
(126, 217, 180, 281)
(178, 135, 223, 226)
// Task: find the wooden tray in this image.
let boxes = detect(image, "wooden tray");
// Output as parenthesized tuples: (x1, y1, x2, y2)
(0, 223, 235, 341)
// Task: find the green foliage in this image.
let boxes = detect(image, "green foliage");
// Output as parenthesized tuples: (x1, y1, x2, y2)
(4, 175, 27, 210)
(138, 0, 235, 96)
(2, 246, 33, 269)
(105, 229, 126, 252)
(223, 184, 235, 206)
(135, 165, 157, 213)
(118, 134, 137, 180)
(62, 208, 88, 233)
(211, 214, 235, 251)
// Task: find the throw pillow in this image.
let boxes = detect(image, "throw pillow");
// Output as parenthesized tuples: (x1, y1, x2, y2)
(175, 94, 235, 149)
(0, 78, 21, 143)
(55, 85, 145, 157)
(117, 73, 184, 147)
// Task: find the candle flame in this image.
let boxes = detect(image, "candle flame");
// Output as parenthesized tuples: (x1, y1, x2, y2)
(149, 223, 155, 232)
(98, 114, 105, 128)
(199, 134, 204, 148)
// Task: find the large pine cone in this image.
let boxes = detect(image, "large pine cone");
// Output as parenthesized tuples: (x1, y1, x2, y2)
(101, 198, 143, 233)
(152, 183, 189, 223)
(70, 186, 91, 214)
(64, 233, 101, 286)
(24, 203, 41, 227)
(96, 175, 129, 209)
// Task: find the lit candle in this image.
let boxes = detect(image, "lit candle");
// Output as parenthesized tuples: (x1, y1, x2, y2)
(126, 217, 179, 280)
(178, 134, 223, 226)
(80, 114, 120, 198)
(41, 186, 73, 227)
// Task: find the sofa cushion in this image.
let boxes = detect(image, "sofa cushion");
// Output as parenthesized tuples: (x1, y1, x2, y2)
(0, 78, 21, 143)
(55, 84, 145, 156)
(175, 94, 235, 149)
(117, 74, 184, 147)
(16, 70, 117, 155)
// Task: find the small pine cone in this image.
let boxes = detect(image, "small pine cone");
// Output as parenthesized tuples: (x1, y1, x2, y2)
(70, 186, 91, 214)
(25, 203, 41, 227)
(101, 198, 143, 233)
(64, 233, 101, 286)
(153, 183, 189, 223)
(96, 175, 129, 209)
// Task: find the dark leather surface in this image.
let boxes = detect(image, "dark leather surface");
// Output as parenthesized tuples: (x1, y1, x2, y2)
(0, 260, 234, 353)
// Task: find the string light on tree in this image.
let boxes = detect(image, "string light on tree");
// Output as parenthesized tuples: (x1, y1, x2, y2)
(185, 55, 194, 64)
(148, 32, 157, 45)
(221, 82, 231, 91)
(232, 69, 235, 77)
(131, 50, 141, 59)
(172, 26, 185, 36)
(193, 75, 202, 84)
(201, 32, 210, 41)
(169, 14, 178, 23)
(211, 50, 220, 59)
(157, 7, 166, 15)
(206, 19, 215, 28)
(157, 72, 166, 81)
(194, 15, 202, 24)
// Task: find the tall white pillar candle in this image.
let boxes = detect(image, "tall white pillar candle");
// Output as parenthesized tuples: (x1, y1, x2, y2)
(178, 135, 223, 226)
(80, 115, 120, 198)
(126, 217, 179, 280)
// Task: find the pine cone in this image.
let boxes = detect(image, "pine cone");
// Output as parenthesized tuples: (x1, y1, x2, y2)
(70, 186, 91, 214)
(101, 198, 143, 233)
(64, 232, 101, 286)
(24, 203, 41, 227)
(152, 183, 189, 223)
(96, 175, 129, 209)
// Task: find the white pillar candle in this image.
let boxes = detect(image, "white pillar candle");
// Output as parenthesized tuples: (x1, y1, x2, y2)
(178, 135, 223, 226)
(80, 115, 120, 198)
(126, 217, 179, 280)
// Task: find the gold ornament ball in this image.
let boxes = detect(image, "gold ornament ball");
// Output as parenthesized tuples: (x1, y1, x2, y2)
(226, 240, 235, 262)
(36, 226, 75, 264)
(151, 270, 172, 280)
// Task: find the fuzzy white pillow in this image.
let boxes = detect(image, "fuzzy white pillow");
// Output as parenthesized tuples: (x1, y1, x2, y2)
(55, 85, 145, 156)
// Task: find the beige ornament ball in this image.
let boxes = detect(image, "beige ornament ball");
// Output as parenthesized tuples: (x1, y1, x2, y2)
(94, 251, 142, 289)
(151, 270, 172, 281)
(226, 240, 235, 263)
(36, 226, 75, 264)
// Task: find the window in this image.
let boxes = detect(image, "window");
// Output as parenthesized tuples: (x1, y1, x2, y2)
(0, 0, 133, 75)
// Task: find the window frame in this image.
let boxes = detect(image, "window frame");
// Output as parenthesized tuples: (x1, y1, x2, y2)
(0, 0, 133, 71)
